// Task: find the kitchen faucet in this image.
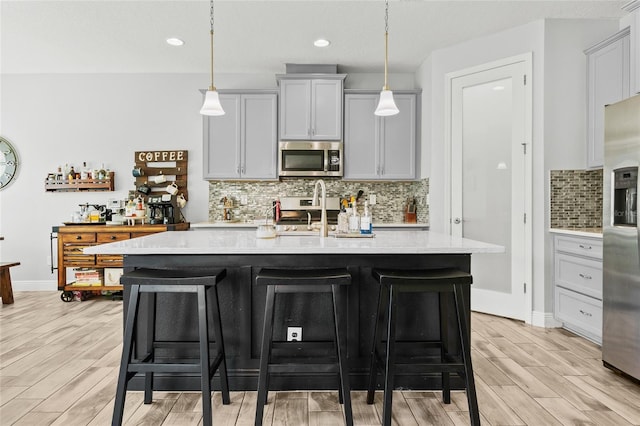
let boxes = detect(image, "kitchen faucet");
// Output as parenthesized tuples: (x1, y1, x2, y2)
(312, 179, 328, 237)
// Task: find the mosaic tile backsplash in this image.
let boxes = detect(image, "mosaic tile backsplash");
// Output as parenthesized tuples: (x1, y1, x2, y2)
(209, 179, 429, 224)
(550, 169, 602, 229)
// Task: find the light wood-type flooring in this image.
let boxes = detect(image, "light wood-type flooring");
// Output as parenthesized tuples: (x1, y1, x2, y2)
(1, 292, 639, 425)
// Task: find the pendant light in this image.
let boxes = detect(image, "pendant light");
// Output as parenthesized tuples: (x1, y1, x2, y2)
(200, 0, 225, 116)
(374, 0, 399, 116)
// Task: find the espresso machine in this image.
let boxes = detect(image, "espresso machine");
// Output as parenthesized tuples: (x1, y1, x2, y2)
(147, 195, 179, 224)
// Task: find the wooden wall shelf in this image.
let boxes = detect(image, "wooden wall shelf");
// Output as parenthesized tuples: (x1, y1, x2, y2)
(45, 172, 115, 192)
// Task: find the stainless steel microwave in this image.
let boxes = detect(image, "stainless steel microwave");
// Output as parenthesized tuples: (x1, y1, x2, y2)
(278, 141, 343, 177)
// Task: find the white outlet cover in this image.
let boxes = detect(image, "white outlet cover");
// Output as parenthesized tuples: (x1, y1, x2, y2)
(287, 326, 302, 342)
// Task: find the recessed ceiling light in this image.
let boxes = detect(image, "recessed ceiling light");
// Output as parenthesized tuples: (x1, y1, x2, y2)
(492, 85, 505, 91)
(314, 39, 330, 48)
(166, 38, 185, 47)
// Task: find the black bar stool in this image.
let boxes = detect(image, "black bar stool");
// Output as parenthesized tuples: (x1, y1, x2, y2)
(367, 268, 479, 426)
(254, 268, 353, 426)
(112, 268, 230, 426)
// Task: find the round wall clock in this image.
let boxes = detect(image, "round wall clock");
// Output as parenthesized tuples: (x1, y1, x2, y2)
(0, 137, 19, 190)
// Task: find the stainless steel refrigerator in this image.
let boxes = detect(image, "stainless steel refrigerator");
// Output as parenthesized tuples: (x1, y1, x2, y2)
(602, 94, 640, 381)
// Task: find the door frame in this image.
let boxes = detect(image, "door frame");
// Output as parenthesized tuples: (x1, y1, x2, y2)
(443, 52, 533, 323)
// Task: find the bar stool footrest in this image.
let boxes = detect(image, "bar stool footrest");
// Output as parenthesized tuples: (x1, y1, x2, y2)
(268, 363, 341, 374)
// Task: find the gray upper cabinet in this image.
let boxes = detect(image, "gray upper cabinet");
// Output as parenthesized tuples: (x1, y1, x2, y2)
(623, 1, 640, 95)
(344, 92, 417, 180)
(277, 75, 346, 140)
(204, 92, 278, 180)
(586, 28, 631, 168)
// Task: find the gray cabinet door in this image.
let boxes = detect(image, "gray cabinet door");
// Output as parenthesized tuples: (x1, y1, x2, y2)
(380, 94, 416, 180)
(280, 79, 311, 140)
(204, 92, 278, 180)
(344, 92, 417, 180)
(203, 94, 241, 179)
(241, 94, 278, 180)
(311, 79, 343, 140)
(344, 94, 379, 179)
(586, 29, 631, 168)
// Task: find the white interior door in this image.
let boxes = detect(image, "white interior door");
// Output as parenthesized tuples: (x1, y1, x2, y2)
(447, 55, 532, 321)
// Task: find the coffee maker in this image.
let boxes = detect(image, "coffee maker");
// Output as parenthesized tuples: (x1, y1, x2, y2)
(147, 195, 179, 224)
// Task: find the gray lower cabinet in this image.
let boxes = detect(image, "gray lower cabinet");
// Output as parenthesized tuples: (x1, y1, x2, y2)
(344, 92, 417, 180)
(585, 28, 631, 168)
(204, 92, 277, 180)
(553, 233, 603, 344)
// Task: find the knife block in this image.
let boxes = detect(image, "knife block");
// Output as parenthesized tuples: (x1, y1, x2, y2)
(404, 212, 417, 223)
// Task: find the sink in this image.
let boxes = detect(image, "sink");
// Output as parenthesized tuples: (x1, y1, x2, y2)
(277, 231, 319, 237)
(277, 231, 338, 237)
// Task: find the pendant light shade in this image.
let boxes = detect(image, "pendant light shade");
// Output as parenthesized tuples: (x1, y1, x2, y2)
(200, 0, 225, 116)
(375, 89, 399, 116)
(200, 89, 225, 116)
(374, 0, 399, 117)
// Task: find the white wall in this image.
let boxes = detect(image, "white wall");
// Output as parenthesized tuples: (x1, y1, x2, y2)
(0, 71, 414, 290)
(420, 18, 617, 324)
(0, 74, 210, 289)
(541, 19, 619, 319)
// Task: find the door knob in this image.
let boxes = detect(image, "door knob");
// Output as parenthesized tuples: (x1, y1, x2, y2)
(453, 217, 462, 224)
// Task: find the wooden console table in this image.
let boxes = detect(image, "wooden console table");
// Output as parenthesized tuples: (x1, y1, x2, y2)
(51, 222, 189, 301)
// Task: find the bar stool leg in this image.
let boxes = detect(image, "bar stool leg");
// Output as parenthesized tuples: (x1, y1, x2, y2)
(209, 285, 231, 404)
(366, 283, 387, 404)
(453, 284, 480, 426)
(197, 286, 213, 426)
(382, 285, 398, 426)
(112, 284, 141, 426)
(332, 285, 353, 426)
(144, 292, 157, 405)
(255, 285, 276, 426)
(438, 291, 451, 404)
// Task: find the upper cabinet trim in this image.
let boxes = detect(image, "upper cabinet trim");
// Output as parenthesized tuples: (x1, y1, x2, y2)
(584, 27, 631, 54)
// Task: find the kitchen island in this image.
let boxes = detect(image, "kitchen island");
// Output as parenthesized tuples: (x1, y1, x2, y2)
(85, 229, 502, 392)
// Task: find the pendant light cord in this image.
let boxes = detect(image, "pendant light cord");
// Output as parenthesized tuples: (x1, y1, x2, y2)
(209, 0, 216, 91)
(383, 0, 389, 91)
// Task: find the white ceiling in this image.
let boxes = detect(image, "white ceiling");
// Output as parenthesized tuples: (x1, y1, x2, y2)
(1, 0, 628, 75)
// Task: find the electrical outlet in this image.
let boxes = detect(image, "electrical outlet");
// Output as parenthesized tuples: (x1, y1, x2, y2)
(240, 194, 248, 205)
(287, 326, 302, 342)
(370, 194, 377, 205)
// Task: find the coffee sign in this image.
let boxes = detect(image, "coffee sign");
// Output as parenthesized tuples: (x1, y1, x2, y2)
(137, 150, 186, 162)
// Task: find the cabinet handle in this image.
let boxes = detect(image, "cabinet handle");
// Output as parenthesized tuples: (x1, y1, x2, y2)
(76, 235, 82, 240)
(579, 244, 592, 250)
(110, 235, 117, 240)
(241, 166, 245, 174)
(579, 309, 593, 317)
(579, 273, 592, 280)
(236, 166, 240, 174)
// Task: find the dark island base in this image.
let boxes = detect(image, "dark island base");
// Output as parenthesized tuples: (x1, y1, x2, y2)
(123, 253, 471, 392)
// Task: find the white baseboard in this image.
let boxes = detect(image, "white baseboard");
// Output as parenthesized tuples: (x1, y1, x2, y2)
(530, 310, 562, 328)
(12, 280, 58, 291)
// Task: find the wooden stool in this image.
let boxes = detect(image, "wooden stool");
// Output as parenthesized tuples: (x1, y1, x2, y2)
(367, 268, 479, 426)
(112, 268, 230, 426)
(0, 262, 20, 304)
(255, 268, 353, 426)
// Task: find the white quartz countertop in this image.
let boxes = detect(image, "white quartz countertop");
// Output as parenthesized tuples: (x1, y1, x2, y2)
(84, 229, 503, 255)
(549, 228, 603, 238)
(190, 221, 429, 229)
